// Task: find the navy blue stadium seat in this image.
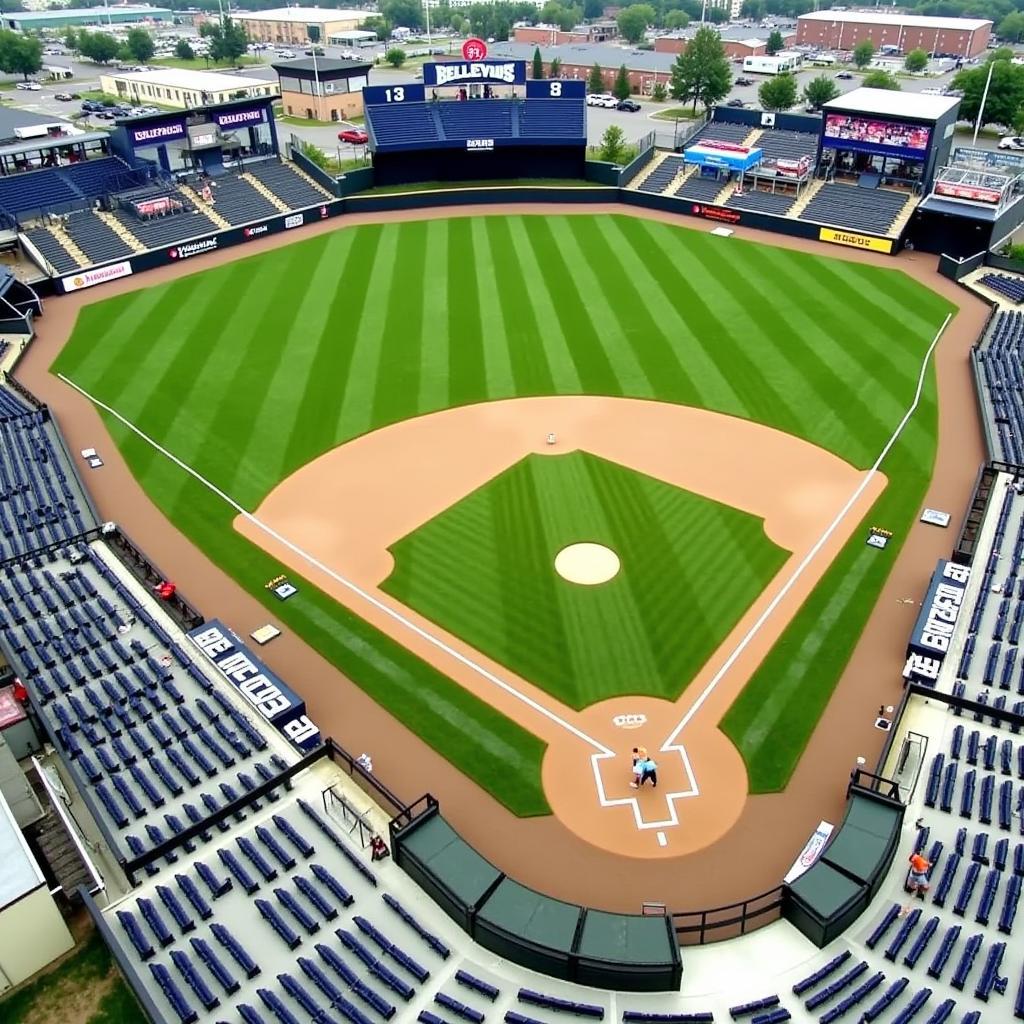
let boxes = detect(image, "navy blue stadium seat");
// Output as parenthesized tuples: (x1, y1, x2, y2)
(149, 961, 198, 1024)
(927, 925, 961, 979)
(861, 978, 909, 1022)
(436, 992, 485, 1023)
(190, 937, 238, 995)
(311, 862, 354, 906)
(457, 970, 499, 1001)
(381, 892, 451, 958)
(792, 951, 851, 995)
(820, 972, 884, 1024)
(974, 941, 1006, 1001)
(255, 897, 302, 950)
(294, 873, 338, 921)
(518, 988, 604, 1018)
(211, 921, 260, 979)
(866, 904, 901, 949)
(904, 916, 940, 968)
(950, 933, 983, 990)
(170, 948, 220, 1011)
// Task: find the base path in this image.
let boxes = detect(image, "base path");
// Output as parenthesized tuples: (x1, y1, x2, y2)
(20, 203, 988, 910)
(237, 396, 885, 859)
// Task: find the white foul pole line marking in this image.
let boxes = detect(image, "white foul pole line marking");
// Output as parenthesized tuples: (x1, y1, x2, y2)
(58, 373, 612, 760)
(590, 312, 953, 831)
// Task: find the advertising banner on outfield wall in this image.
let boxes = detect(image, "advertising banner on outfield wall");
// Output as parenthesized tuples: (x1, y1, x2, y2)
(188, 618, 321, 751)
(54, 202, 345, 295)
(819, 228, 894, 255)
(61, 260, 133, 292)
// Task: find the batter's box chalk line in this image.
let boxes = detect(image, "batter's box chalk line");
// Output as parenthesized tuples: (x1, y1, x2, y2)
(59, 314, 949, 834)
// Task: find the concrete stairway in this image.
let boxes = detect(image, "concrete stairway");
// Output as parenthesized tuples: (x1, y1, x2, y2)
(667, 163, 697, 194)
(177, 184, 231, 230)
(241, 172, 290, 212)
(713, 179, 741, 206)
(46, 224, 88, 267)
(631, 150, 671, 190)
(788, 178, 825, 218)
(743, 128, 764, 147)
(24, 768, 95, 899)
(95, 210, 146, 252)
(888, 193, 918, 236)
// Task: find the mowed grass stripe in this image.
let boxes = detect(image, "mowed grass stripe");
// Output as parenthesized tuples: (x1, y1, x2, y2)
(483, 218, 556, 396)
(232, 231, 363, 498)
(567, 217, 696, 401)
(501, 217, 582, 393)
(545, 219, 656, 398)
(446, 219, 487, 408)
(372, 222, 428, 428)
(472, 219, 517, 400)
(418, 220, 453, 411)
(522, 218, 620, 395)
(335, 225, 400, 442)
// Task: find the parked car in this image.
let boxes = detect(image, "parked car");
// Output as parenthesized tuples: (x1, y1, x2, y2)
(999, 135, 1024, 150)
(55, 92, 74, 101)
(304, 46, 325, 56)
(835, 71, 854, 79)
(338, 128, 368, 144)
(277, 50, 296, 58)
(95, 109, 117, 119)
(585, 93, 617, 107)
(15, 81, 41, 90)
(81, 100, 103, 112)
(726, 98, 746, 107)
(734, 77, 753, 86)
(617, 99, 641, 112)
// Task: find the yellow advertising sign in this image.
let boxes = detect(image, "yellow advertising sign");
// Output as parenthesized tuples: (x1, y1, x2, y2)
(818, 227, 894, 255)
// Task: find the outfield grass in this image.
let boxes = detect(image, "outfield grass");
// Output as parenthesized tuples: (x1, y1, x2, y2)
(53, 214, 953, 807)
(384, 452, 788, 709)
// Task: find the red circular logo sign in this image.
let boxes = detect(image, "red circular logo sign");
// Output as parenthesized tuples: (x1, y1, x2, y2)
(462, 37, 488, 61)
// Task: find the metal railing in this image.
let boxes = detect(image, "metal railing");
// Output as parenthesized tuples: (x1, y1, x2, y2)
(671, 886, 784, 944)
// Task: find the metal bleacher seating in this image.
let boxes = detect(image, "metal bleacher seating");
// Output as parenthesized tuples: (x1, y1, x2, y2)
(518, 98, 585, 139)
(980, 273, 1024, 304)
(110, 183, 218, 250)
(755, 130, 818, 166)
(975, 310, 1024, 463)
(688, 121, 751, 145)
(636, 155, 686, 194)
(799, 183, 908, 235)
(245, 160, 330, 211)
(22, 226, 80, 274)
(727, 189, 797, 216)
(675, 176, 725, 202)
(204, 175, 280, 225)
(366, 101, 442, 147)
(437, 99, 514, 140)
(0, 156, 136, 221)
(62, 211, 135, 265)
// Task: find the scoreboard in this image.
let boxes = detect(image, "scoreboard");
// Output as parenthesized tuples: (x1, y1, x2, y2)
(362, 64, 586, 105)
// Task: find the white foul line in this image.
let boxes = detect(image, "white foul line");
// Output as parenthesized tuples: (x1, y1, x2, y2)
(57, 373, 613, 759)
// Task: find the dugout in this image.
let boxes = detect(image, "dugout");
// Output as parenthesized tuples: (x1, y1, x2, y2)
(783, 784, 904, 947)
(391, 797, 682, 990)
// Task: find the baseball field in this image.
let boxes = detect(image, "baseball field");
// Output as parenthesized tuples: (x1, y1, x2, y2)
(52, 212, 953, 817)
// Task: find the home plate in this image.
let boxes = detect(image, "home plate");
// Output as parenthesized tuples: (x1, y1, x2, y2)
(657, 831, 667, 847)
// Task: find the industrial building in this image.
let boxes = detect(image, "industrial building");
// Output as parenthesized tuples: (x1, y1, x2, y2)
(795, 11, 992, 58)
(273, 56, 372, 122)
(236, 7, 367, 46)
(1, 4, 171, 32)
(98, 68, 279, 111)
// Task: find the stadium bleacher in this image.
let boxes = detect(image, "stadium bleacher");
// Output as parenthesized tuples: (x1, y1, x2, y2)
(366, 102, 442, 148)
(979, 274, 1024, 304)
(974, 310, 1024, 463)
(518, 98, 585, 139)
(437, 99, 514, 140)
(244, 161, 330, 211)
(799, 183, 909, 235)
(62, 211, 135, 266)
(22, 226, 80, 274)
(727, 189, 797, 216)
(204, 175, 281, 226)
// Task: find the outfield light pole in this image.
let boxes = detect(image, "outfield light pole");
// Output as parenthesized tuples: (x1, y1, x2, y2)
(972, 58, 996, 146)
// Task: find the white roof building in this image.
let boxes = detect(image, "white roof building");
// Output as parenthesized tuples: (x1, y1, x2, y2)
(98, 68, 279, 109)
(823, 86, 960, 121)
(798, 11, 992, 31)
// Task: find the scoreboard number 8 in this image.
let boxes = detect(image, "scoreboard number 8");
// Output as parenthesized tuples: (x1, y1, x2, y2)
(550, 82, 561, 97)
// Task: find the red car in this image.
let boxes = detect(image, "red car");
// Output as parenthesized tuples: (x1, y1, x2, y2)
(338, 128, 368, 144)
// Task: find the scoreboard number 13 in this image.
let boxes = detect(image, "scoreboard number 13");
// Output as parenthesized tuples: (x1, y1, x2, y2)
(385, 87, 405, 102)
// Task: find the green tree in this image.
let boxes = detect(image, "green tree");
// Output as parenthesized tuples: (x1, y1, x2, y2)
(299, 140, 329, 169)
(361, 16, 390, 39)
(583, 0, 604, 17)
(669, 25, 731, 112)
(613, 64, 631, 100)
(664, 11, 690, 30)
(741, 0, 765, 18)
(617, 4, 655, 45)
(540, 2, 582, 31)
(0, 31, 41, 80)
(999, 13, 1024, 43)
(175, 39, 195, 60)
(987, 47, 1015, 64)
(803, 73, 839, 110)
(904, 48, 928, 73)
(952, 59, 1024, 128)
(532, 45, 543, 80)
(597, 123, 627, 163)
(651, 81, 667, 102)
(861, 69, 900, 90)
(588, 62, 605, 92)
(1014, 106, 1024, 136)
(766, 29, 784, 55)
(385, 47, 407, 68)
(852, 39, 875, 68)
(75, 30, 119, 65)
(706, 7, 727, 23)
(206, 17, 248, 64)
(125, 28, 154, 63)
(549, 56, 561, 77)
(381, 0, 424, 30)
(62, 27, 78, 51)
(758, 72, 797, 110)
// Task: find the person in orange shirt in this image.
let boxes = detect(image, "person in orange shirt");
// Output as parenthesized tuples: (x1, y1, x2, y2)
(907, 851, 932, 896)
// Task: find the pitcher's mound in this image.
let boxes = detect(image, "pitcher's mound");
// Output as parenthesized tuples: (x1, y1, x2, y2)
(555, 543, 621, 586)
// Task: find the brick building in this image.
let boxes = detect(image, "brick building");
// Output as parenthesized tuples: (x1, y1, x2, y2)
(237, 7, 366, 46)
(795, 12, 992, 58)
(514, 22, 619, 46)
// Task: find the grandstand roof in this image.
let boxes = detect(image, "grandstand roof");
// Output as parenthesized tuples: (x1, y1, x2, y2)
(798, 11, 991, 30)
(823, 87, 960, 121)
(272, 57, 371, 74)
(0, 789, 44, 912)
(237, 7, 368, 23)
(488, 40, 677, 73)
(5, 5, 171, 23)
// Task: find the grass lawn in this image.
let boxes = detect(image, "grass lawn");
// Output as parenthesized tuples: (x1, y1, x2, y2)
(52, 214, 952, 807)
(1, 928, 139, 1024)
(151, 56, 260, 71)
(651, 107, 704, 120)
(384, 452, 788, 709)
